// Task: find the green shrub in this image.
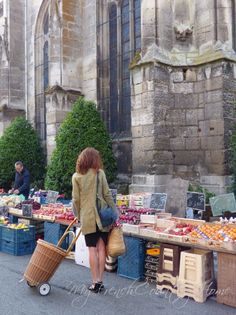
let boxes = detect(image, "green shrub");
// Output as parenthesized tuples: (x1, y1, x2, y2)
(0, 117, 46, 190)
(45, 97, 117, 197)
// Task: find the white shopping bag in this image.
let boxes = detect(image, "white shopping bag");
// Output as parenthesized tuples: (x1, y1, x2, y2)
(75, 228, 90, 268)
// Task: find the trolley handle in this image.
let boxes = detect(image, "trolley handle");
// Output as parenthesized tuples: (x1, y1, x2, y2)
(57, 218, 81, 255)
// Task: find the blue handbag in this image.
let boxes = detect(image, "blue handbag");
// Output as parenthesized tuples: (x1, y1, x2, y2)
(96, 172, 118, 228)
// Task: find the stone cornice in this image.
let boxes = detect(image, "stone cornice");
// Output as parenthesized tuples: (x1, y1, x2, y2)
(45, 85, 82, 95)
(135, 42, 236, 68)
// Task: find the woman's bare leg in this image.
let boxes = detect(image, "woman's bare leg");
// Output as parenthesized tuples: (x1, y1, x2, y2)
(96, 238, 106, 282)
(88, 246, 99, 283)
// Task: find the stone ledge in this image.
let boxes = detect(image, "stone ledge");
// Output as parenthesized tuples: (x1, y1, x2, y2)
(129, 184, 167, 194)
(45, 84, 82, 96)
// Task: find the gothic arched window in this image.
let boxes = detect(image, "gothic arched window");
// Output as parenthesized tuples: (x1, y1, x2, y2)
(43, 41, 49, 89)
(98, 0, 141, 138)
(109, 3, 118, 133)
(120, 0, 131, 134)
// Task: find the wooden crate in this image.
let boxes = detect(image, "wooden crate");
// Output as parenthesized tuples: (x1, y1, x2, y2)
(217, 252, 236, 308)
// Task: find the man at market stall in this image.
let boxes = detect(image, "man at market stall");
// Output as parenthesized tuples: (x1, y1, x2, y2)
(8, 161, 30, 199)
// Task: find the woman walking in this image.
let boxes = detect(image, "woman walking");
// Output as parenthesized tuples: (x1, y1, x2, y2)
(72, 147, 117, 293)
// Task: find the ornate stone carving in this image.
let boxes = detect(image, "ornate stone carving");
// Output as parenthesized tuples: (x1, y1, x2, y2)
(174, 23, 193, 41)
(50, 0, 62, 31)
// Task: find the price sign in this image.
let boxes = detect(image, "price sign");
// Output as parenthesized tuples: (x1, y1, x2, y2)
(46, 190, 59, 204)
(22, 204, 32, 217)
(210, 193, 236, 216)
(150, 193, 167, 211)
(187, 192, 205, 211)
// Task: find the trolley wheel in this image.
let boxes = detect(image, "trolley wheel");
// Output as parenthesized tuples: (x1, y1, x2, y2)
(27, 281, 36, 288)
(38, 283, 51, 296)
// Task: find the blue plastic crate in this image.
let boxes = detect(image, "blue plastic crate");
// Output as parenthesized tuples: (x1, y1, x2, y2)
(118, 236, 146, 280)
(44, 222, 68, 249)
(0, 225, 2, 251)
(8, 214, 19, 224)
(57, 198, 71, 205)
(40, 196, 47, 204)
(1, 225, 35, 243)
(1, 239, 35, 256)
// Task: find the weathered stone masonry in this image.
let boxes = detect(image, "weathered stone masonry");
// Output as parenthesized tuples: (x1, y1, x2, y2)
(0, 0, 236, 194)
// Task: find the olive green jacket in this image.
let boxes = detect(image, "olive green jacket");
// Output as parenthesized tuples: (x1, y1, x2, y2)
(72, 168, 116, 235)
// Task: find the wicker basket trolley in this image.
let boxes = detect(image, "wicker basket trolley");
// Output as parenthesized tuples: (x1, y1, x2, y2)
(24, 218, 81, 296)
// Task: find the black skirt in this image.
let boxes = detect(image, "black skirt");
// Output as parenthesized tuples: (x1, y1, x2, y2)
(84, 225, 108, 247)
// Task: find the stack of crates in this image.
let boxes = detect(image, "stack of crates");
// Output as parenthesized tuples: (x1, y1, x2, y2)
(117, 236, 146, 280)
(177, 249, 214, 303)
(157, 243, 186, 294)
(44, 222, 69, 250)
(19, 219, 44, 241)
(145, 242, 160, 284)
(129, 193, 152, 209)
(1, 225, 35, 255)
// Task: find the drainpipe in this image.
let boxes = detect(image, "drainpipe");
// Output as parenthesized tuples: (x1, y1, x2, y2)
(155, 0, 158, 46)
(6, 0, 10, 109)
(232, 0, 236, 51)
(24, 0, 28, 119)
(214, 0, 218, 42)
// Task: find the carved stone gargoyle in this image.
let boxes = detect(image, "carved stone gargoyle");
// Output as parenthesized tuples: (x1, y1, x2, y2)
(174, 23, 193, 41)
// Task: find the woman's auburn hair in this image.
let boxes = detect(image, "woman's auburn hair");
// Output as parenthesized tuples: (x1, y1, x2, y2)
(76, 147, 103, 174)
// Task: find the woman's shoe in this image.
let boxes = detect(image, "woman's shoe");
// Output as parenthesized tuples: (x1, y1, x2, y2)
(97, 281, 105, 291)
(88, 283, 102, 293)
(88, 283, 98, 292)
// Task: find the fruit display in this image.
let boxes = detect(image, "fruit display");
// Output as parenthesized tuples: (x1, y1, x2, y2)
(189, 223, 236, 242)
(7, 223, 28, 229)
(0, 195, 23, 207)
(33, 203, 75, 221)
(149, 221, 196, 242)
(119, 207, 157, 225)
(164, 223, 195, 236)
(218, 225, 236, 241)
(116, 195, 129, 207)
(0, 216, 9, 225)
(15, 200, 41, 210)
(55, 212, 75, 221)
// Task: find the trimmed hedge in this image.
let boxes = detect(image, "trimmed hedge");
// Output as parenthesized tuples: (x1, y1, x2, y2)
(0, 117, 46, 190)
(45, 97, 117, 197)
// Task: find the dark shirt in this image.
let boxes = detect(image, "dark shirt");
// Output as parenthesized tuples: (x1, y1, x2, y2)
(13, 167, 30, 199)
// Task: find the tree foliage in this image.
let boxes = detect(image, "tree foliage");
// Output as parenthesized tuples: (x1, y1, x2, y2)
(45, 97, 117, 197)
(0, 116, 46, 190)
